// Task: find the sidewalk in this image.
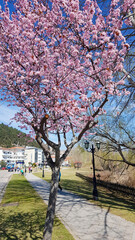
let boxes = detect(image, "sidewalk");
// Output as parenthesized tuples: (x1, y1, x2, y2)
(0, 170, 13, 204)
(25, 173, 135, 240)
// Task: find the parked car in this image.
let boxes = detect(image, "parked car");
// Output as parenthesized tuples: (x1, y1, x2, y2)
(2, 167, 6, 170)
(8, 168, 14, 172)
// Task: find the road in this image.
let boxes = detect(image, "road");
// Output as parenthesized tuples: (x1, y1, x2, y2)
(0, 170, 13, 203)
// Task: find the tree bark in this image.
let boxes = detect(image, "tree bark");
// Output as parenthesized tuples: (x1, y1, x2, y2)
(43, 166, 59, 240)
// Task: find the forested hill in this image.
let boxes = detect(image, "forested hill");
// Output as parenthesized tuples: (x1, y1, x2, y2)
(0, 123, 39, 148)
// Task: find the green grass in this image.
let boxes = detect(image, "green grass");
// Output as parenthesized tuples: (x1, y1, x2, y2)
(0, 174, 75, 240)
(34, 167, 135, 223)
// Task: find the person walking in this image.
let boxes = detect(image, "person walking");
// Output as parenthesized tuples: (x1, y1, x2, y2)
(58, 170, 62, 191)
(20, 169, 24, 175)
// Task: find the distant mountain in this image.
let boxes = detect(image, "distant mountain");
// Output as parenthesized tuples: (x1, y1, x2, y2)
(0, 123, 39, 148)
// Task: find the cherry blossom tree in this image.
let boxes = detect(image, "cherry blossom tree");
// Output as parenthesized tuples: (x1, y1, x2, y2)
(0, 0, 131, 239)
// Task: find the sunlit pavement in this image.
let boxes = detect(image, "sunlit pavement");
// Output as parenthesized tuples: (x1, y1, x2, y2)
(25, 173, 135, 240)
(0, 170, 13, 203)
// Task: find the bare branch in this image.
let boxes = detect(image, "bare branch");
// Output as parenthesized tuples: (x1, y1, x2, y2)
(63, 126, 68, 148)
(94, 153, 123, 163)
(68, 117, 75, 138)
(120, 125, 135, 144)
(56, 129, 61, 146)
(35, 133, 54, 168)
(39, 116, 59, 149)
(122, 68, 135, 87)
(118, 145, 135, 167)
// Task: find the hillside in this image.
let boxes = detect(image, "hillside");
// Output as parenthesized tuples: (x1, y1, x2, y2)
(0, 123, 39, 148)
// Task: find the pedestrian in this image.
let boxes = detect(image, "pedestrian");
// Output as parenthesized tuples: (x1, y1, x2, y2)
(58, 170, 62, 191)
(20, 169, 24, 175)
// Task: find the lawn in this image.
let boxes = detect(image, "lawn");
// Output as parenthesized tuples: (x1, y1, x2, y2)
(34, 167, 135, 223)
(0, 174, 75, 240)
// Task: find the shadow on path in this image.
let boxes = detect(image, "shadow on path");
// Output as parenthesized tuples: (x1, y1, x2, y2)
(26, 174, 135, 240)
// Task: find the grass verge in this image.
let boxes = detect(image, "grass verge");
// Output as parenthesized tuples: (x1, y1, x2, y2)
(0, 174, 75, 240)
(34, 168, 135, 223)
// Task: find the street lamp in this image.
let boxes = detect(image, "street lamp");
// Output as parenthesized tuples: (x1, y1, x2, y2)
(42, 159, 45, 178)
(85, 140, 100, 200)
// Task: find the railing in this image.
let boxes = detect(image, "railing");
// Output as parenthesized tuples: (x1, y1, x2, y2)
(76, 172, 135, 197)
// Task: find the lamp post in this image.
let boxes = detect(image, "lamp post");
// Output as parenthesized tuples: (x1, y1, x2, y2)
(42, 159, 45, 178)
(85, 141, 100, 200)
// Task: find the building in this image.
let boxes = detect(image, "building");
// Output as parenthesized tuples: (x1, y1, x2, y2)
(0, 146, 70, 168)
(24, 146, 45, 167)
(0, 146, 45, 168)
(0, 147, 25, 168)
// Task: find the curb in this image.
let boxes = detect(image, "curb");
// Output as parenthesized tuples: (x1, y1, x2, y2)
(132, 228, 135, 240)
(0, 174, 12, 204)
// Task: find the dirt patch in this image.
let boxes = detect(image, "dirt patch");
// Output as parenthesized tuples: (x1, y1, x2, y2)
(0, 202, 19, 207)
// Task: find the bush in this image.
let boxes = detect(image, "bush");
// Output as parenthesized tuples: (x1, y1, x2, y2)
(32, 163, 37, 168)
(74, 161, 82, 169)
(0, 160, 6, 168)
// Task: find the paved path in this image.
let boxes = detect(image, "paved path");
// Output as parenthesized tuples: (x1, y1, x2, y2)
(0, 170, 13, 203)
(25, 173, 135, 240)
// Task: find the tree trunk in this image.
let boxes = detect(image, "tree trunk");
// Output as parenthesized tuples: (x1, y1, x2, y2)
(43, 166, 59, 240)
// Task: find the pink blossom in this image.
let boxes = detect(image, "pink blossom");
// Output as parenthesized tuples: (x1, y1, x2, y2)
(21, 91, 26, 96)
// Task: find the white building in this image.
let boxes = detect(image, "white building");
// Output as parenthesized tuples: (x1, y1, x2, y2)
(0, 147, 25, 168)
(24, 146, 45, 167)
(0, 146, 45, 168)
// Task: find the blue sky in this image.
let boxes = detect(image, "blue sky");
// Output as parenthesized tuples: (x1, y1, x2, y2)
(0, 2, 17, 127)
(0, 103, 21, 129)
(0, 0, 15, 12)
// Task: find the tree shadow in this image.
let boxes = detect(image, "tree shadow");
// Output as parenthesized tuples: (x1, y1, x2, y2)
(61, 179, 135, 216)
(0, 205, 62, 240)
(0, 207, 47, 240)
